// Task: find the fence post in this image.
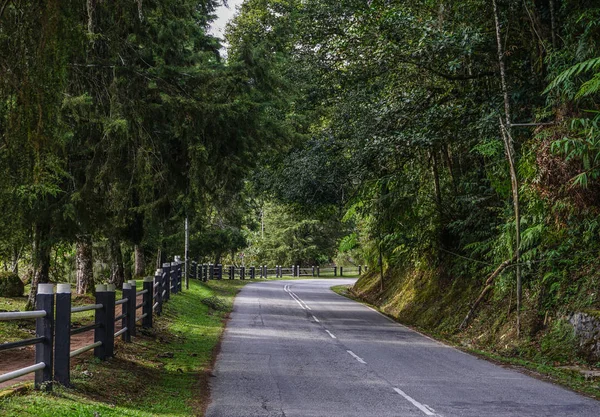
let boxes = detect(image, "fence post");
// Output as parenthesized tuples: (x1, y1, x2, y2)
(340, 267, 344, 277)
(127, 280, 137, 338)
(35, 283, 54, 390)
(250, 266, 255, 279)
(359, 265, 362, 275)
(106, 284, 116, 357)
(142, 277, 153, 328)
(203, 264, 207, 281)
(334, 266, 337, 277)
(312, 266, 315, 277)
(163, 263, 171, 302)
(209, 264, 214, 280)
(170, 262, 178, 295)
(94, 284, 109, 360)
(178, 261, 183, 292)
(154, 269, 163, 316)
(54, 283, 71, 387)
(317, 266, 320, 277)
(241, 266, 245, 280)
(120, 284, 130, 342)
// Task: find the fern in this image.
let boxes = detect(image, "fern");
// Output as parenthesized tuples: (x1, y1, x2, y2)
(545, 56, 600, 94)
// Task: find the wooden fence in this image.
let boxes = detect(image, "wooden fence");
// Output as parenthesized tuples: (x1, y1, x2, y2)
(188, 262, 366, 280)
(0, 260, 183, 390)
(0, 259, 364, 390)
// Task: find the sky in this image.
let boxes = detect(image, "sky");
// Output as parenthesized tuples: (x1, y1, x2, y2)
(209, 0, 245, 41)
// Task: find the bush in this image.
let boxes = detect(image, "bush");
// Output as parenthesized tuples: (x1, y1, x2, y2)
(0, 271, 25, 297)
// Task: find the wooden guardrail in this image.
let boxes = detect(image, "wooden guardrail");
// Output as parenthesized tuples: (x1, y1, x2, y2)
(0, 261, 183, 390)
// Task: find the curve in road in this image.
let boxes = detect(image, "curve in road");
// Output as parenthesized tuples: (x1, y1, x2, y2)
(206, 279, 600, 417)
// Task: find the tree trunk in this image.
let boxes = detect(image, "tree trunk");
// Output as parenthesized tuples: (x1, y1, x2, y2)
(430, 149, 443, 219)
(26, 223, 51, 310)
(492, 0, 522, 337)
(378, 241, 384, 292)
(549, 0, 557, 49)
(134, 244, 145, 277)
(76, 235, 94, 295)
(108, 238, 124, 288)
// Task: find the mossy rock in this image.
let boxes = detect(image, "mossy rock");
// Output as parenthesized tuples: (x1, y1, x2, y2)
(0, 271, 25, 297)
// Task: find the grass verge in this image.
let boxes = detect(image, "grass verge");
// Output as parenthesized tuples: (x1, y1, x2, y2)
(0, 279, 249, 417)
(331, 284, 600, 400)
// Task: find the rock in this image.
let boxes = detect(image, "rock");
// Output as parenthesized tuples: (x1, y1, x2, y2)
(0, 271, 24, 297)
(568, 312, 600, 361)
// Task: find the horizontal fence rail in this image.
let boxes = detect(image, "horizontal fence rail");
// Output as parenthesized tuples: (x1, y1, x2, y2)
(0, 260, 183, 390)
(0, 283, 54, 390)
(1, 257, 368, 391)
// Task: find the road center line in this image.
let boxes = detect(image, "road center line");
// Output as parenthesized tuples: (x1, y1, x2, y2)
(325, 329, 336, 339)
(393, 388, 441, 416)
(346, 350, 366, 364)
(290, 291, 312, 310)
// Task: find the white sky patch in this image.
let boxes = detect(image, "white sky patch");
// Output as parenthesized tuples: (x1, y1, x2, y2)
(209, 0, 244, 42)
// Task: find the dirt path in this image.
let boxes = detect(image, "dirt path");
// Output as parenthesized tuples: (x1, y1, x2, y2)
(0, 294, 143, 390)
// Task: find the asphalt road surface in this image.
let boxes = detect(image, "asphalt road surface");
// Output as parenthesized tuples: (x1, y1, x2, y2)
(206, 279, 600, 417)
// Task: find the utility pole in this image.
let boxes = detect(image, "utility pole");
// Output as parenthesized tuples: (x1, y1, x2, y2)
(184, 217, 189, 290)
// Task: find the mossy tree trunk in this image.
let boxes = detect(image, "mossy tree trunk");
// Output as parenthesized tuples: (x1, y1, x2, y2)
(76, 235, 94, 295)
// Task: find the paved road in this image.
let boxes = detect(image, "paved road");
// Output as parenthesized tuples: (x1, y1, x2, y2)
(206, 279, 600, 417)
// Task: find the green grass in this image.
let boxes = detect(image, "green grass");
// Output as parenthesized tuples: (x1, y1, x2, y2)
(0, 279, 249, 417)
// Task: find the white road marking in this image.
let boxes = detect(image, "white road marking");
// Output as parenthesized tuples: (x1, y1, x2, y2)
(325, 330, 336, 339)
(311, 315, 320, 323)
(284, 285, 312, 310)
(393, 388, 441, 416)
(290, 291, 312, 310)
(346, 350, 366, 364)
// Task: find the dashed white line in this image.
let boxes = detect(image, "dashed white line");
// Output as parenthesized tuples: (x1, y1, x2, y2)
(325, 330, 336, 339)
(393, 388, 441, 416)
(311, 315, 320, 322)
(346, 350, 366, 364)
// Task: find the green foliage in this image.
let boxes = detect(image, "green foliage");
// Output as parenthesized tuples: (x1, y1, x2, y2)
(539, 319, 579, 364)
(0, 271, 24, 297)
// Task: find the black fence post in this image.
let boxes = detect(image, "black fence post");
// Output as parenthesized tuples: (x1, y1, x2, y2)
(178, 261, 183, 292)
(250, 266, 255, 279)
(209, 264, 214, 280)
(170, 262, 178, 295)
(54, 283, 71, 387)
(312, 266, 315, 277)
(154, 269, 163, 316)
(94, 284, 110, 360)
(317, 266, 320, 277)
(35, 283, 54, 390)
(106, 284, 116, 357)
(163, 263, 171, 302)
(142, 277, 153, 328)
(120, 285, 130, 342)
(359, 265, 362, 275)
(203, 264, 208, 281)
(340, 267, 344, 277)
(334, 266, 337, 277)
(217, 264, 222, 280)
(127, 280, 137, 338)
(241, 266, 245, 280)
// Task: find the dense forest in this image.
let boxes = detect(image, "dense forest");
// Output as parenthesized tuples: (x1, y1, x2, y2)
(224, 0, 600, 362)
(2, 0, 600, 362)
